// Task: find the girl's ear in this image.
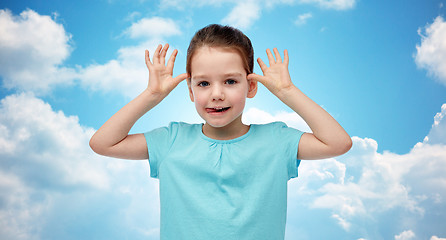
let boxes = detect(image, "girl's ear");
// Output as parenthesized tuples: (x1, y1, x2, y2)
(247, 78, 258, 98)
(187, 75, 194, 102)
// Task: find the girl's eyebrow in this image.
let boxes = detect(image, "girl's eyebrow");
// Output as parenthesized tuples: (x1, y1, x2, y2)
(223, 73, 243, 78)
(192, 72, 243, 80)
(191, 75, 207, 80)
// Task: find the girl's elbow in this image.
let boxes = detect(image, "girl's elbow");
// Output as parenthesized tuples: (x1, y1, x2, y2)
(89, 135, 106, 156)
(336, 136, 352, 156)
(342, 137, 353, 154)
(327, 136, 352, 157)
(89, 137, 100, 154)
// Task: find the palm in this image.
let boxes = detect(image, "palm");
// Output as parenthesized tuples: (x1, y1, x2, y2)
(249, 48, 294, 95)
(145, 44, 187, 97)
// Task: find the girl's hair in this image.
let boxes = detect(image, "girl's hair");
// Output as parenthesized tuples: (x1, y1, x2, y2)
(186, 24, 254, 76)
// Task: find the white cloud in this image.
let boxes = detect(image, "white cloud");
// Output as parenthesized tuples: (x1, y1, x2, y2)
(78, 17, 182, 97)
(159, 0, 234, 10)
(431, 236, 446, 240)
(294, 12, 313, 26)
(276, 103, 446, 238)
(161, 0, 354, 31)
(2, 93, 446, 239)
(332, 213, 351, 230)
(221, 1, 261, 30)
(298, 0, 356, 10)
(0, 10, 182, 97)
(243, 107, 311, 132)
(0, 93, 109, 190)
(424, 103, 446, 144)
(0, 170, 44, 240)
(301, 131, 446, 232)
(395, 230, 416, 240)
(0, 93, 160, 239)
(125, 17, 181, 39)
(162, 0, 356, 11)
(415, 16, 446, 86)
(78, 40, 153, 97)
(0, 9, 76, 94)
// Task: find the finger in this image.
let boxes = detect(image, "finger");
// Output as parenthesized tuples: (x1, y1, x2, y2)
(273, 48, 282, 63)
(284, 49, 289, 66)
(153, 44, 162, 64)
(172, 73, 188, 86)
(247, 73, 268, 85)
(160, 43, 169, 65)
(257, 57, 268, 73)
(266, 48, 275, 65)
(145, 50, 152, 69)
(166, 49, 178, 73)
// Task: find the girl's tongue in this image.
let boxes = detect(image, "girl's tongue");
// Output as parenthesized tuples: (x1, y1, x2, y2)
(207, 107, 230, 113)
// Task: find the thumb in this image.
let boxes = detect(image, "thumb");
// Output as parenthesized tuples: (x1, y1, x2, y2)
(172, 73, 188, 85)
(247, 73, 267, 84)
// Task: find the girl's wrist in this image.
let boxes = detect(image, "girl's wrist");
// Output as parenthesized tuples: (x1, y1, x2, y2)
(275, 85, 300, 100)
(140, 88, 166, 109)
(143, 88, 166, 100)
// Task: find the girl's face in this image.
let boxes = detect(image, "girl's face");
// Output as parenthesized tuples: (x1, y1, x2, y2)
(188, 46, 257, 130)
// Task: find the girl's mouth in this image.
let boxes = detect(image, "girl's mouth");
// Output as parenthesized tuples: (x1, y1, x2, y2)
(206, 107, 231, 113)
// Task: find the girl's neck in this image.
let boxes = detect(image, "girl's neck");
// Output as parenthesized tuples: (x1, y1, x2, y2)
(202, 117, 250, 140)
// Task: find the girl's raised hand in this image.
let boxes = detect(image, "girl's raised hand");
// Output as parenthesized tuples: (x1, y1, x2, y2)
(247, 48, 296, 97)
(145, 44, 188, 98)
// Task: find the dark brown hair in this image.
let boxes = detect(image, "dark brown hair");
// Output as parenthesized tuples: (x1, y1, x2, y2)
(186, 24, 254, 76)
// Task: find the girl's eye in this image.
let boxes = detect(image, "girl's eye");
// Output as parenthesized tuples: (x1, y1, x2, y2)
(225, 79, 237, 85)
(198, 81, 209, 87)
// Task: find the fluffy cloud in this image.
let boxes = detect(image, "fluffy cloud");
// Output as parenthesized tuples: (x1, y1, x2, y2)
(298, 0, 356, 10)
(395, 230, 416, 240)
(297, 107, 446, 238)
(415, 16, 446, 86)
(243, 107, 311, 132)
(160, 0, 262, 30)
(0, 93, 160, 239)
(0, 9, 182, 97)
(0, 93, 109, 189)
(161, 0, 357, 10)
(221, 1, 261, 30)
(160, 0, 356, 30)
(244, 106, 446, 239)
(159, 0, 234, 9)
(221, 0, 356, 29)
(78, 40, 153, 97)
(125, 17, 181, 39)
(78, 17, 182, 97)
(431, 237, 446, 240)
(0, 9, 76, 94)
(2, 94, 446, 239)
(424, 103, 446, 144)
(294, 12, 313, 26)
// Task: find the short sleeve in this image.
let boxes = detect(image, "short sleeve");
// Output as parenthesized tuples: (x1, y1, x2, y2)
(272, 122, 304, 180)
(144, 122, 179, 178)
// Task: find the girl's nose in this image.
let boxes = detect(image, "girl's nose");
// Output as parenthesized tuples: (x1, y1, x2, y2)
(211, 85, 225, 101)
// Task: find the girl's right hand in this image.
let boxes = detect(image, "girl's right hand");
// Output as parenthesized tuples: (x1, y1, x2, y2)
(145, 44, 188, 98)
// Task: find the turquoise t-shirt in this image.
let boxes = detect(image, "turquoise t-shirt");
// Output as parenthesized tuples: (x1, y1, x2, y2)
(144, 121, 304, 240)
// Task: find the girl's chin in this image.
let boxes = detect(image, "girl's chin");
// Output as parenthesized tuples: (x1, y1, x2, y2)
(204, 121, 230, 129)
(204, 118, 243, 129)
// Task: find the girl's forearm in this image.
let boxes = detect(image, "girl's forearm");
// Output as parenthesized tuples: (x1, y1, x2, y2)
(89, 90, 163, 154)
(276, 86, 351, 152)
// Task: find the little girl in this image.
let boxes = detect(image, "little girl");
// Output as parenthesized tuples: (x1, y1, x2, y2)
(90, 24, 352, 239)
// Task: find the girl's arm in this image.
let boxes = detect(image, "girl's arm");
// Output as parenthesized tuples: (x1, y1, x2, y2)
(247, 48, 352, 160)
(89, 44, 187, 160)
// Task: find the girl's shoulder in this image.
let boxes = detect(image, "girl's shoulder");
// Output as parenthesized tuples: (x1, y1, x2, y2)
(250, 121, 289, 130)
(250, 121, 304, 140)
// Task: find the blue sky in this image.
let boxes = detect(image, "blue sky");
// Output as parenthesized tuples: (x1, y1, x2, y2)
(1, 0, 446, 239)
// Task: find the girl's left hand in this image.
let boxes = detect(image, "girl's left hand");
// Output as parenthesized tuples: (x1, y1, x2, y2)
(247, 48, 296, 97)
